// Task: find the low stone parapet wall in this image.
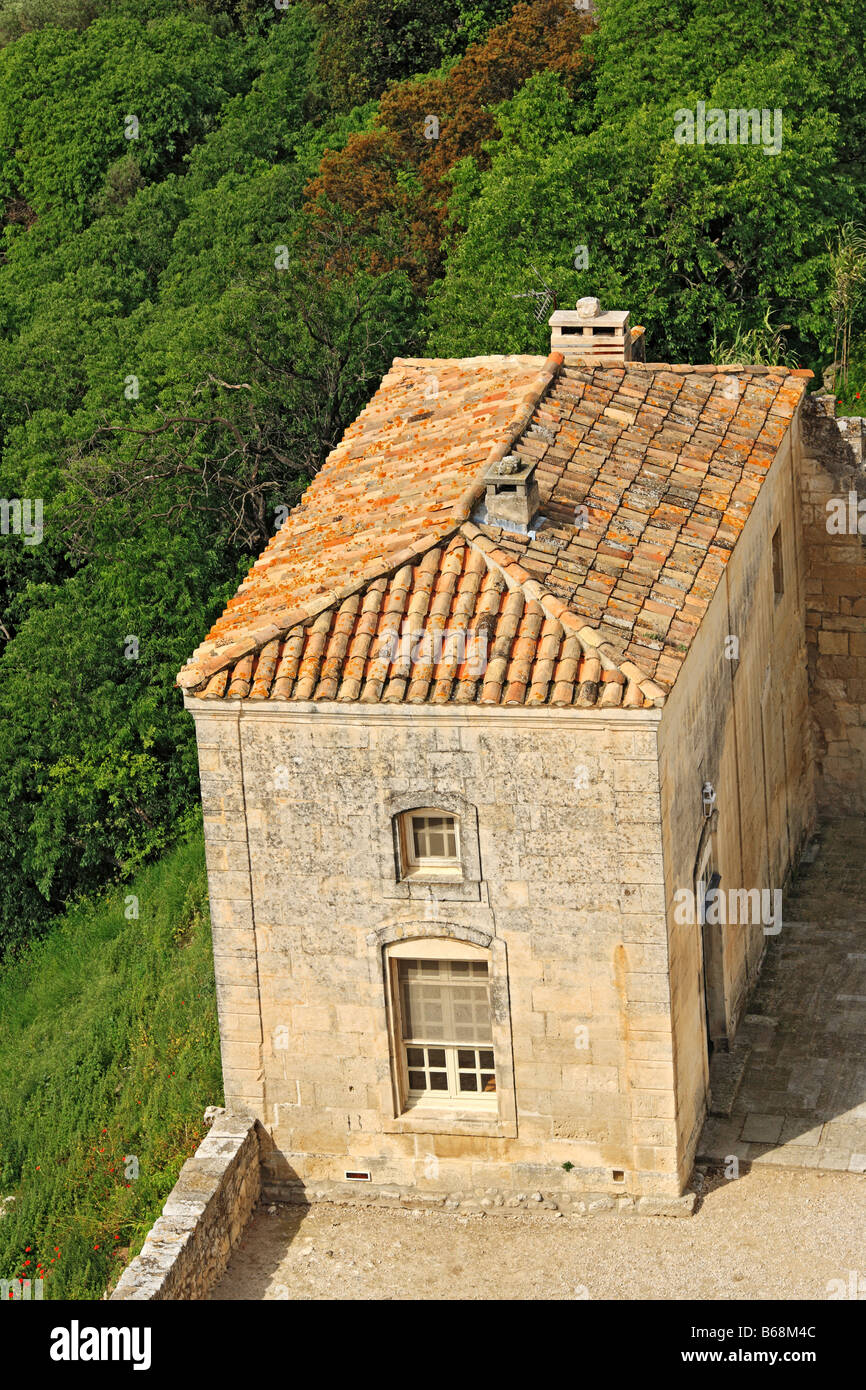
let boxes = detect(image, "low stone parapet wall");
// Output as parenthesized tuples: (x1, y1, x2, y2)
(110, 1109, 260, 1300)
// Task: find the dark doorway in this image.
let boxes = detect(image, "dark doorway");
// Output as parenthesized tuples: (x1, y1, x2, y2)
(696, 839, 729, 1057)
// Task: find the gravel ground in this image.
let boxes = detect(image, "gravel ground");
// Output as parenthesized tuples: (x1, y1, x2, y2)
(210, 1166, 865, 1300)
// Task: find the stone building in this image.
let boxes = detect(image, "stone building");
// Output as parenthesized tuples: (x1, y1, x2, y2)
(177, 300, 860, 1201)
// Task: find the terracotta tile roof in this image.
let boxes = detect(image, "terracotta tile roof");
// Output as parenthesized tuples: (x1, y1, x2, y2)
(179, 355, 809, 705)
(493, 362, 809, 687)
(177, 354, 561, 692)
(196, 533, 662, 709)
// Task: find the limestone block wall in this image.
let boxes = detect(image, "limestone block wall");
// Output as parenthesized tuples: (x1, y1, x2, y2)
(188, 700, 683, 1197)
(799, 398, 866, 813)
(658, 420, 814, 1185)
(110, 1110, 260, 1300)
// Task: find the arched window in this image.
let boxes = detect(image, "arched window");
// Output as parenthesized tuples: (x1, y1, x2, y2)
(397, 807, 461, 879)
(385, 938, 496, 1111)
(381, 791, 481, 905)
(370, 923, 517, 1137)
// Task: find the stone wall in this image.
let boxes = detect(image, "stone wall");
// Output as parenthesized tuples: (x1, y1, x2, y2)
(799, 397, 866, 814)
(189, 699, 685, 1197)
(658, 420, 814, 1186)
(110, 1110, 260, 1301)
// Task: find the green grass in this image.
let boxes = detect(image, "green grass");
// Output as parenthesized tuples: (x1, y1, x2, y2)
(0, 830, 222, 1299)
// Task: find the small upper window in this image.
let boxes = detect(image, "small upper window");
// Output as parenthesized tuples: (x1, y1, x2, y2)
(400, 809, 461, 878)
(772, 524, 784, 599)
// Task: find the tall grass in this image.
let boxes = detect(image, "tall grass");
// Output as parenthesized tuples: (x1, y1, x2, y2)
(0, 831, 222, 1299)
(709, 309, 801, 368)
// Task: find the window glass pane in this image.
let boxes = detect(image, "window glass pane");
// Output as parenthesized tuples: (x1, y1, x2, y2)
(479, 1050, 494, 1069)
(402, 1044, 496, 1101)
(408, 813, 458, 863)
(399, 959, 492, 1044)
(406, 1047, 425, 1067)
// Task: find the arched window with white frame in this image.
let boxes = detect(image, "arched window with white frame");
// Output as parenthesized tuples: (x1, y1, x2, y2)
(385, 937, 496, 1112)
(397, 807, 462, 880)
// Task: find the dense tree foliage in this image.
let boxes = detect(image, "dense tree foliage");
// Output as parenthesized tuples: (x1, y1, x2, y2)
(312, 0, 517, 108)
(0, 0, 863, 952)
(427, 0, 866, 363)
(306, 0, 593, 288)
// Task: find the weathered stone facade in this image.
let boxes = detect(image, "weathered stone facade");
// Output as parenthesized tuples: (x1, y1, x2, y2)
(659, 421, 814, 1179)
(192, 701, 685, 1196)
(799, 398, 866, 814)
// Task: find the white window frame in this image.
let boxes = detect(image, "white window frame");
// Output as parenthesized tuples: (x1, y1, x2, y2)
(399, 808, 462, 880)
(387, 940, 497, 1114)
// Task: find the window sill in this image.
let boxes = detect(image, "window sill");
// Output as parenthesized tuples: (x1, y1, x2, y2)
(402, 869, 463, 884)
(384, 1107, 515, 1139)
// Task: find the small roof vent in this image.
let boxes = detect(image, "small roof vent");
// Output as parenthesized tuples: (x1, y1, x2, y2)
(482, 452, 540, 531)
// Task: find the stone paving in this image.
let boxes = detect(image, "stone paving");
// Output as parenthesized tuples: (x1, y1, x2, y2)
(697, 817, 866, 1175)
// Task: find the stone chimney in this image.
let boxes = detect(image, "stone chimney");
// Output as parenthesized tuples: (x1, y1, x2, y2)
(549, 296, 637, 366)
(482, 452, 539, 531)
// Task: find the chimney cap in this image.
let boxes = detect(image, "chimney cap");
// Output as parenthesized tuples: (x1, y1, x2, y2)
(489, 451, 524, 477)
(483, 452, 535, 486)
(549, 306, 630, 330)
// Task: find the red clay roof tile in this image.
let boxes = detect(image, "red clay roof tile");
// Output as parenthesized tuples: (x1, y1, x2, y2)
(181, 356, 807, 707)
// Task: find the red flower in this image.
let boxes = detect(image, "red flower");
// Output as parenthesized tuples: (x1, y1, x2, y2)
(24, 1260, 30, 1266)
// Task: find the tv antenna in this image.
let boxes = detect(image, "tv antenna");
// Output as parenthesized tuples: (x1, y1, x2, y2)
(512, 265, 557, 324)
